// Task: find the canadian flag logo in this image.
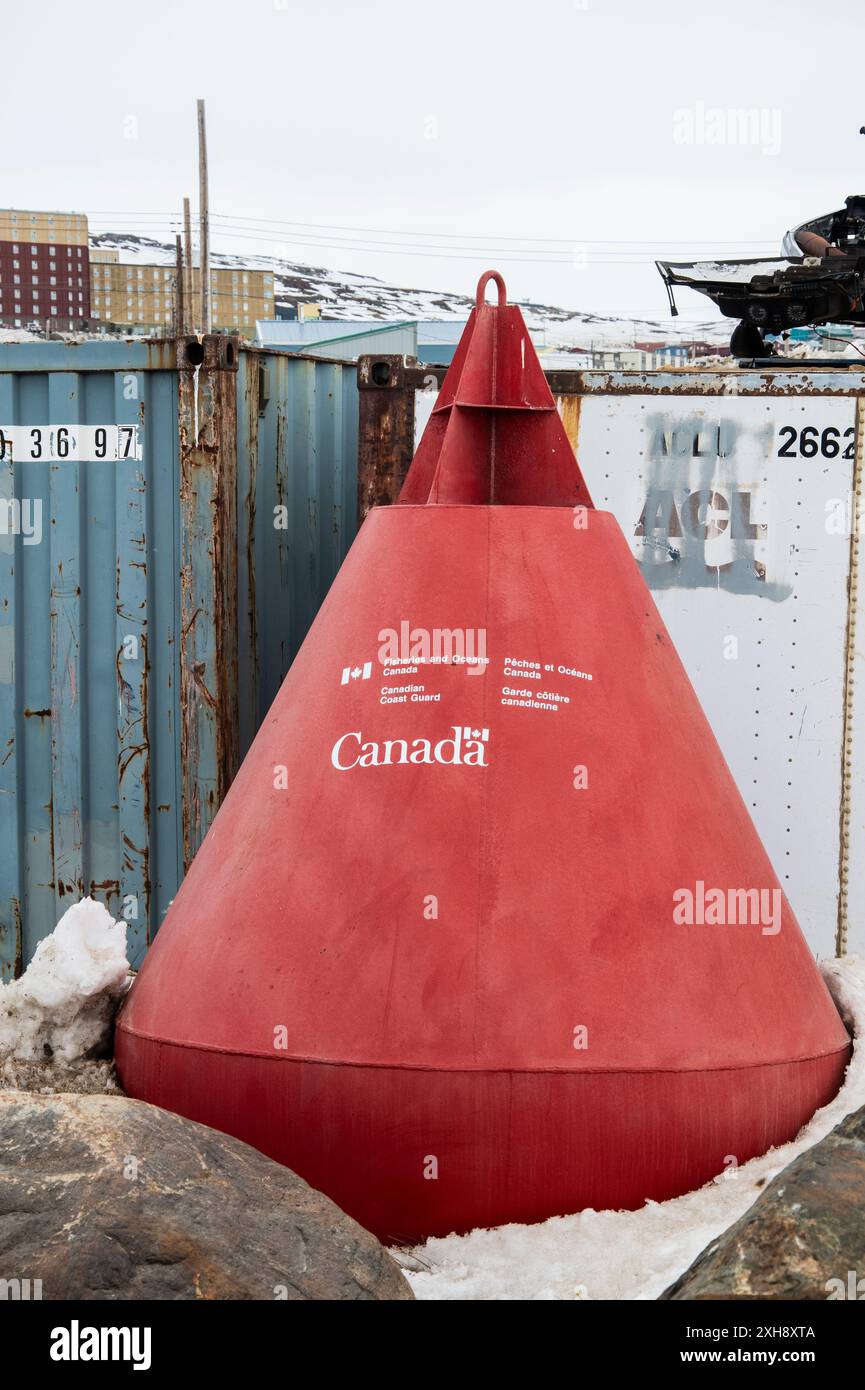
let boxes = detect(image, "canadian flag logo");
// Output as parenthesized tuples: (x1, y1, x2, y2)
(341, 662, 372, 685)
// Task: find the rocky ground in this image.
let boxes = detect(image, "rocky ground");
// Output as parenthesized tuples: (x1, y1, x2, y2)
(1, 1057, 122, 1095)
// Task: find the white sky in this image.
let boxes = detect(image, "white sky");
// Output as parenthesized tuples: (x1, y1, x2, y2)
(3, 0, 864, 319)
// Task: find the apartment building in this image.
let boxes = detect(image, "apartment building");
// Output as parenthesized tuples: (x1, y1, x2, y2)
(0, 209, 90, 330)
(0, 208, 88, 247)
(0, 208, 275, 336)
(205, 266, 275, 335)
(90, 259, 178, 331)
(89, 259, 275, 336)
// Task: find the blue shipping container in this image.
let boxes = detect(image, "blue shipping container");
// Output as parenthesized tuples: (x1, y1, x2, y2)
(0, 338, 358, 975)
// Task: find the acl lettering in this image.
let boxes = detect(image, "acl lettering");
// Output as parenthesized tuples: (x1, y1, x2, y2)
(636, 488, 763, 545)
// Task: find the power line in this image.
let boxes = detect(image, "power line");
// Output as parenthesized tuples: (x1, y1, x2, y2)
(156, 225, 742, 267)
(209, 213, 777, 248)
(83, 220, 779, 267)
(80, 208, 778, 249)
(205, 220, 761, 258)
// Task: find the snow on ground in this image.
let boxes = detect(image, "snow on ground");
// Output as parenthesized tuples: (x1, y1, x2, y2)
(0, 326, 42, 343)
(397, 956, 865, 1301)
(89, 232, 726, 350)
(0, 898, 129, 1069)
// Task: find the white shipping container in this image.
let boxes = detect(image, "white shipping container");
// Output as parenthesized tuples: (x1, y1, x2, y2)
(415, 368, 865, 958)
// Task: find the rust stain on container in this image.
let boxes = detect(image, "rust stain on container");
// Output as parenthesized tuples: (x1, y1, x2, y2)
(4, 898, 23, 980)
(557, 393, 582, 456)
(544, 369, 865, 399)
(178, 335, 240, 869)
(115, 557, 151, 929)
(242, 355, 259, 724)
(357, 355, 417, 517)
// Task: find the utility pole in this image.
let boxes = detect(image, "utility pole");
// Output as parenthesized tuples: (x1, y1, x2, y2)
(183, 196, 194, 333)
(175, 233, 184, 336)
(197, 99, 211, 334)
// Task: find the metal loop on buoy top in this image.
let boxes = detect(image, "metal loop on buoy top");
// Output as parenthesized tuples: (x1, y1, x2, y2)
(475, 269, 507, 309)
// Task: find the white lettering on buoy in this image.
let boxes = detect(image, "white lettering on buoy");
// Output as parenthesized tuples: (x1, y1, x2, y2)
(331, 726, 489, 771)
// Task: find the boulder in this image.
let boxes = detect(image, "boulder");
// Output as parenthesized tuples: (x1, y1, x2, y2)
(0, 1092, 413, 1300)
(660, 1104, 865, 1300)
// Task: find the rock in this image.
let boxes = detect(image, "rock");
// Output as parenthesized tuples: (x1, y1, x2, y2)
(660, 1104, 865, 1300)
(0, 1092, 413, 1300)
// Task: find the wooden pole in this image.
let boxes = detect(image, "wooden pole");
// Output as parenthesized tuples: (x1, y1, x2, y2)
(175, 233, 184, 336)
(183, 196, 194, 333)
(197, 99, 211, 334)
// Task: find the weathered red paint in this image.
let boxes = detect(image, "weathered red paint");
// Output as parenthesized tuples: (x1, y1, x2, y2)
(116, 275, 850, 1242)
(399, 269, 594, 508)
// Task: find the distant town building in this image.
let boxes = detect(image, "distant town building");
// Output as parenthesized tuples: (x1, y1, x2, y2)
(275, 301, 321, 323)
(590, 342, 720, 370)
(0, 208, 277, 336)
(415, 321, 467, 365)
(688, 341, 720, 358)
(90, 260, 275, 336)
(591, 348, 644, 370)
(795, 323, 865, 353)
(416, 320, 546, 365)
(535, 349, 593, 370)
(0, 208, 90, 331)
(90, 260, 177, 331)
(255, 319, 417, 359)
(650, 344, 690, 368)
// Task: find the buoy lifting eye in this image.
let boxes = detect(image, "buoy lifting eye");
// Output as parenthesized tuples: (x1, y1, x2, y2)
(475, 270, 507, 309)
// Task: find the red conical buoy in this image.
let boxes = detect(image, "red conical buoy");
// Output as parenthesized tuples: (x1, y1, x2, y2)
(116, 274, 849, 1242)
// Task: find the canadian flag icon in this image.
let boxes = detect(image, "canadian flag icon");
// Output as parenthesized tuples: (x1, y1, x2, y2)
(341, 662, 372, 685)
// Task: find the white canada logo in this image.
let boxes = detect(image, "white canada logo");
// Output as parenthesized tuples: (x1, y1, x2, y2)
(331, 725, 489, 770)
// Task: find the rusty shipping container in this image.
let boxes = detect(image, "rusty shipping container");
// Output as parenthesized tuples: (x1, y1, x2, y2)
(0, 337, 358, 975)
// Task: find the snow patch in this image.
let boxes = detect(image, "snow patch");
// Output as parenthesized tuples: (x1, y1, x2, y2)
(0, 326, 43, 343)
(88, 232, 727, 350)
(0, 898, 130, 1065)
(398, 955, 865, 1301)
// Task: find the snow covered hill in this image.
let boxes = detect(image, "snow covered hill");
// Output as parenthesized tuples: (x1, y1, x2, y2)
(90, 232, 727, 348)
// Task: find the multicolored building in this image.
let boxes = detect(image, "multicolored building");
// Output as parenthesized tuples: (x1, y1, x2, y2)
(0, 208, 277, 337)
(0, 209, 90, 331)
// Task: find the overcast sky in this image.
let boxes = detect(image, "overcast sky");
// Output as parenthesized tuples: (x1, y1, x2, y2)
(3, 0, 864, 319)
